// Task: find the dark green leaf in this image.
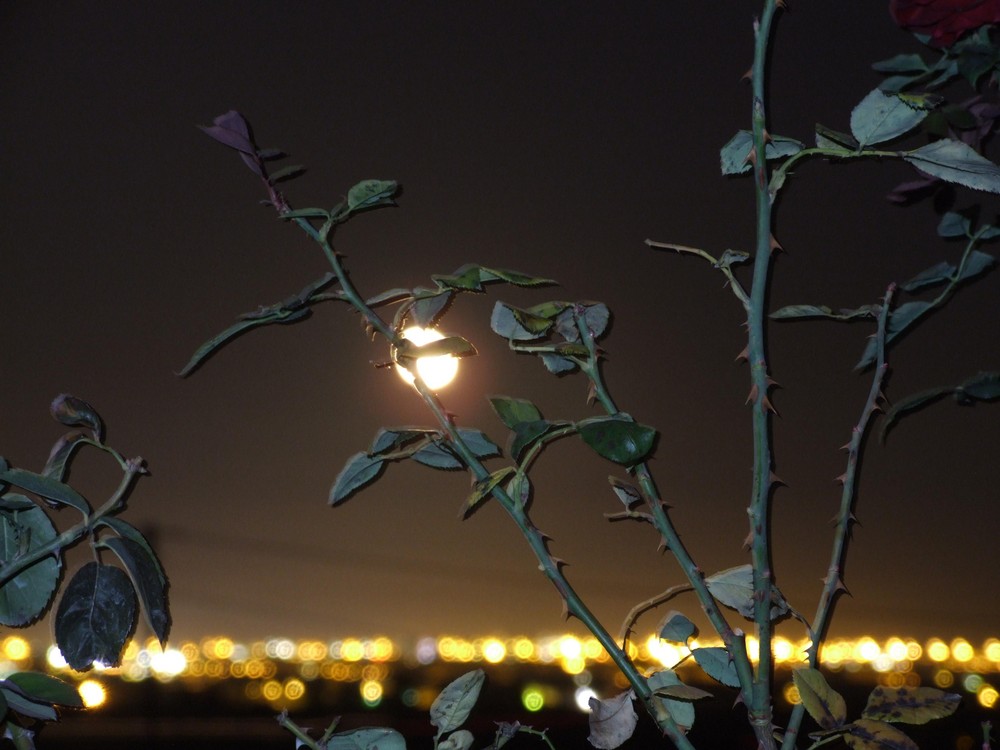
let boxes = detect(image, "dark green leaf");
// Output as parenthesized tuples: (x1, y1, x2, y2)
(433, 266, 486, 292)
(793, 668, 847, 730)
(347, 179, 398, 211)
(0, 468, 90, 515)
(720, 130, 804, 175)
(959, 371, 1000, 401)
(691, 647, 740, 688)
(979, 224, 1000, 240)
(647, 670, 696, 730)
(0, 494, 35, 511)
(815, 124, 860, 150)
(872, 54, 928, 74)
(410, 291, 454, 327)
(366, 288, 412, 307)
(369, 428, 436, 456)
(851, 88, 931, 148)
(505, 472, 531, 507)
(844, 718, 918, 750)
(42, 432, 88, 482)
(101, 537, 170, 646)
(268, 164, 305, 183)
(0, 686, 57, 722)
(430, 669, 484, 734)
(958, 249, 995, 281)
(658, 611, 697, 643)
(880, 387, 951, 441)
(509, 420, 559, 463)
(577, 416, 656, 465)
(490, 302, 554, 341)
(0, 500, 61, 626)
(862, 686, 960, 725)
(489, 396, 543, 429)
(329, 453, 385, 505)
(412, 442, 464, 470)
(50, 395, 104, 443)
(55, 562, 137, 671)
(324, 728, 407, 750)
(901, 261, 956, 292)
(936, 211, 972, 238)
(856, 301, 932, 370)
(903, 139, 1000, 193)
(5, 672, 82, 708)
(705, 564, 788, 619)
(457, 429, 501, 459)
(540, 353, 578, 374)
(95, 518, 166, 585)
(772, 304, 877, 321)
(479, 267, 556, 287)
(180, 309, 311, 377)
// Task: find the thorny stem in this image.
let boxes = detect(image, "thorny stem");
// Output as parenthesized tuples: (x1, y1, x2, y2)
(291, 223, 697, 750)
(0, 450, 145, 587)
(779, 286, 895, 750)
(573, 307, 757, 708)
(747, 3, 781, 747)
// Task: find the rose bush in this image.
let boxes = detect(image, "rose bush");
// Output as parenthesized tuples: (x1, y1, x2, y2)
(890, 0, 1000, 46)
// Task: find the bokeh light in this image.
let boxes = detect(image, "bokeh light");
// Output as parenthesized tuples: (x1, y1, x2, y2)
(395, 327, 460, 390)
(77, 680, 107, 709)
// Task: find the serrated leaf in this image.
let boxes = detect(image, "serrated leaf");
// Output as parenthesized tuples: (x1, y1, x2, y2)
(95, 518, 166, 586)
(490, 303, 552, 341)
(489, 396, 543, 429)
(904, 139, 1000, 193)
(329, 453, 385, 505)
(720, 130, 804, 175)
(608, 476, 642, 509)
(410, 291, 454, 327)
(368, 428, 436, 456)
(179, 308, 312, 376)
(42, 432, 88, 482)
(505, 472, 531, 507)
(850, 88, 930, 148)
(959, 249, 996, 281)
(456, 429, 501, 459)
(936, 211, 971, 238)
(324, 727, 407, 750)
(463, 468, 515, 518)
(395, 336, 477, 365)
(880, 387, 952, 441)
(793, 668, 847, 730)
(844, 719, 918, 750)
(347, 179, 398, 211)
(412, 442, 464, 470)
(50, 395, 104, 443)
(658, 611, 697, 643)
(647, 670, 696, 730)
(430, 669, 484, 735)
(856, 301, 932, 370)
(509, 420, 558, 463)
(0, 501, 61, 626)
(102, 537, 170, 645)
(588, 691, 638, 749)
(577, 416, 656, 466)
(771, 305, 877, 321)
(0, 686, 57, 722)
(581, 303, 611, 339)
(815, 124, 860, 150)
(540, 353, 578, 373)
(861, 686, 960, 725)
(366, 288, 412, 307)
(55, 562, 136, 671)
(433, 266, 486, 292)
(705, 564, 788, 620)
(280, 207, 330, 220)
(4, 672, 82, 708)
(198, 110, 255, 154)
(900, 261, 956, 292)
(0, 468, 90, 515)
(691, 647, 740, 688)
(480, 267, 556, 287)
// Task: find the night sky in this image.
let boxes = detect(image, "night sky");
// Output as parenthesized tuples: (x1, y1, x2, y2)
(2, 3, 998, 648)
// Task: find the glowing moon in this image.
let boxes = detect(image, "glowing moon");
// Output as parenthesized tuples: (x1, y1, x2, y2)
(395, 326, 460, 390)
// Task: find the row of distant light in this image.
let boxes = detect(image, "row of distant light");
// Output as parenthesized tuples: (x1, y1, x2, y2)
(2, 634, 998, 712)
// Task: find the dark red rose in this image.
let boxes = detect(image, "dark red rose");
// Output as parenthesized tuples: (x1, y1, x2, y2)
(890, 0, 1000, 46)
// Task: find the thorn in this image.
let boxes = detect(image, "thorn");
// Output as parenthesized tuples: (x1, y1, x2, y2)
(762, 129, 773, 144)
(742, 531, 753, 550)
(776, 0, 787, 8)
(769, 471, 786, 487)
(746, 384, 759, 405)
(735, 346, 749, 363)
(560, 601, 571, 621)
(832, 578, 851, 597)
(762, 395, 778, 415)
(839, 442, 852, 452)
(657, 540, 669, 553)
(834, 473, 847, 485)
(740, 67, 752, 83)
(587, 381, 597, 406)
(552, 556, 568, 571)
(766, 377, 780, 389)
(848, 512, 860, 526)
(744, 145, 758, 167)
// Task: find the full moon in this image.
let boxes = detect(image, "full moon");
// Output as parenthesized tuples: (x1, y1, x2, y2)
(395, 326, 460, 390)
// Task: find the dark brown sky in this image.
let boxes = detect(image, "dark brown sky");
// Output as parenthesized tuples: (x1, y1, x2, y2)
(2, 3, 998, 646)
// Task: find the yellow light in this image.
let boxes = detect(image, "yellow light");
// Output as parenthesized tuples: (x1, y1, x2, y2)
(521, 686, 545, 712)
(262, 680, 283, 701)
(482, 639, 506, 664)
(978, 685, 998, 709)
(562, 656, 586, 675)
(927, 639, 950, 662)
(934, 669, 954, 688)
(150, 648, 187, 678)
(395, 327, 460, 390)
(342, 639, 364, 662)
(46, 646, 68, 670)
(951, 638, 974, 663)
(2, 637, 30, 661)
(513, 638, 535, 661)
(773, 637, 795, 663)
(361, 680, 383, 706)
(78, 680, 107, 709)
(745, 637, 760, 663)
(211, 637, 234, 660)
(559, 636, 582, 661)
(854, 637, 880, 663)
(886, 638, 908, 662)
(782, 683, 801, 705)
(283, 678, 305, 701)
(984, 639, 1000, 663)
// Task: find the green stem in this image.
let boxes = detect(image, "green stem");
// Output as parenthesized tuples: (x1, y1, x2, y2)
(780, 287, 894, 750)
(0, 457, 144, 587)
(747, 4, 781, 748)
